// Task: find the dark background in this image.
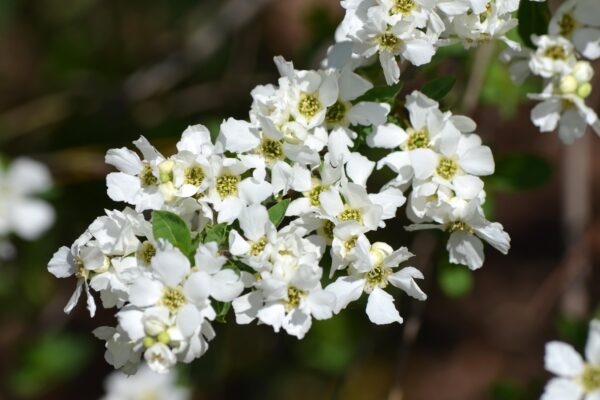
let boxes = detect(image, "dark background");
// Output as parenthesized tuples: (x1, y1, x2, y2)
(1, 0, 599, 399)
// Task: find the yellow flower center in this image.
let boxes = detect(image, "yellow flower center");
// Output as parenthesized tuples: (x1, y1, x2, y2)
(139, 241, 156, 265)
(339, 208, 362, 223)
(325, 101, 347, 125)
(285, 286, 305, 311)
(365, 264, 392, 293)
(161, 287, 186, 312)
(544, 45, 567, 60)
(406, 129, 429, 150)
(377, 32, 400, 52)
(558, 13, 576, 38)
(216, 174, 240, 199)
(436, 157, 458, 180)
(322, 219, 335, 240)
(139, 163, 158, 187)
(448, 221, 474, 234)
(250, 237, 267, 256)
(581, 365, 600, 393)
(391, 0, 416, 15)
(259, 138, 284, 162)
(298, 93, 322, 119)
(308, 185, 324, 207)
(184, 166, 205, 187)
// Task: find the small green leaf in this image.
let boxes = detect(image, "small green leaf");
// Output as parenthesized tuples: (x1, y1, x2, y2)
(486, 153, 552, 191)
(354, 81, 404, 104)
(438, 262, 473, 298)
(517, 0, 550, 49)
(421, 76, 456, 101)
(215, 301, 231, 323)
(152, 210, 193, 257)
(204, 223, 229, 246)
(268, 199, 291, 227)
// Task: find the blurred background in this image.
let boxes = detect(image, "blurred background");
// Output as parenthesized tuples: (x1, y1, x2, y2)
(1, 0, 599, 399)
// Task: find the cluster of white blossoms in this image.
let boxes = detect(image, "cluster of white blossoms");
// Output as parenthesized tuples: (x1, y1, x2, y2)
(334, 0, 533, 84)
(0, 157, 55, 260)
(503, 0, 600, 144)
(45, 0, 513, 376)
(102, 365, 190, 400)
(542, 320, 600, 400)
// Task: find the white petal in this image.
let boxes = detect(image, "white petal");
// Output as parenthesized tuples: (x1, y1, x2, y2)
(586, 320, 600, 365)
(64, 280, 83, 314)
(401, 39, 435, 66)
(129, 277, 163, 307)
(388, 267, 427, 301)
(229, 230, 251, 256)
(367, 123, 407, 149)
(216, 118, 260, 153)
(347, 102, 390, 126)
(447, 231, 485, 270)
(475, 222, 511, 254)
(239, 204, 269, 241)
(106, 172, 141, 204)
(379, 51, 400, 85)
(176, 304, 201, 337)
(210, 269, 244, 302)
(366, 287, 402, 325)
(573, 28, 600, 60)
(152, 249, 190, 287)
(306, 290, 336, 320)
(257, 303, 286, 332)
(183, 271, 211, 304)
(238, 178, 273, 205)
(409, 148, 438, 180)
(232, 292, 263, 324)
(283, 308, 312, 339)
(7, 158, 53, 195)
(459, 145, 495, 176)
(531, 100, 562, 132)
(105, 148, 142, 175)
(48, 247, 75, 278)
(545, 341, 585, 377)
(325, 277, 365, 313)
(346, 153, 375, 187)
(541, 378, 583, 400)
(320, 188, 345, 217)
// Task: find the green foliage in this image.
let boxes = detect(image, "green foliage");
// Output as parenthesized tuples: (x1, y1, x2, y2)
(421, 76, 456, 101)
(268, 199, 291, 227)
(486, 153, 552, 191)
(354, 82, 404, 104)
(517, 0, 551, 49)
(8, 332, 93, 398)
(204, 223, 229, 246)
(152, 210, 193, 257)
(556, 315, 588, 350)
(490, 380, 529, 400)
(438, 260, 473, 298)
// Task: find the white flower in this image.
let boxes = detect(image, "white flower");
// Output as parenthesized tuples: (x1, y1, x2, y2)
(106, 137, 166, 211)
(529, 35, 577, 78)
(144, 343, 177, 374)
(406, 198, 510, 270)
(529, 78, 600, 144)
(101, 364, 191, 400)
(0, 157, 55, 240)
(549, 0, 600, 60)
(47, 232, 105, 316)
(327, 241, 426, 324)
(542, 319, 600, 400)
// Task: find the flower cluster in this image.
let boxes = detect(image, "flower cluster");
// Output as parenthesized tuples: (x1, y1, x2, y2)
(503, 0, 600, 144)
(542, 319, 600, 400)
(0, 157, 55, 260)
(334, 0, 527, 84)
(47, 2, 510, 377)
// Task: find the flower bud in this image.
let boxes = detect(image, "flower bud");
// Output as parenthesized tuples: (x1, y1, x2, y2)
(143, 337, 155, 348)
(577, 83, 592, 99)
(573, 61, 594, 83)
(559, 75, 578, 94)
(157, 331, 170, 344)
(158, 160, 175, 183)
(370, 242, 393, 265)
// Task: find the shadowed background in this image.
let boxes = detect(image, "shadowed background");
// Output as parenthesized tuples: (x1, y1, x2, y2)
(1, 0, 599, 399)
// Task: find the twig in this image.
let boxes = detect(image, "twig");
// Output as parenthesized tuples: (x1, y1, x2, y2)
(461, 42, 495, 114)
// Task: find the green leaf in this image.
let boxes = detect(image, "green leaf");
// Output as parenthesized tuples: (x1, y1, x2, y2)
(421, 76, 456, 101)
(486, 153, 552, 191)
(215, 301, 231, 323)
(354, 81, 404, 104)
(438, 262, 473, 298)
(152, 210, 193, 257)
(204, 223, 229, 246)
(268, 199, 291, 227)
(517, 0, 550, 49)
